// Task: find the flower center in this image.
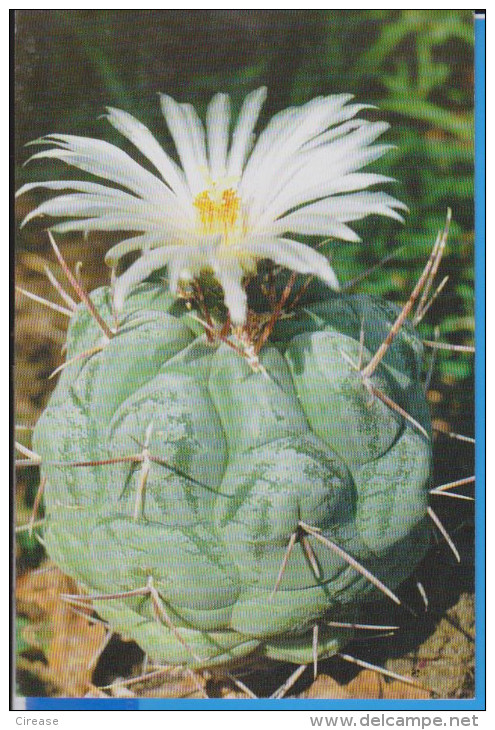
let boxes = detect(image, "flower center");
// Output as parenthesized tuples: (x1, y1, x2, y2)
(194, 186, 241, 242)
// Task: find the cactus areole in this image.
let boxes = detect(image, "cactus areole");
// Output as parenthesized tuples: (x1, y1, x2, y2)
(33, 281, 432, 669)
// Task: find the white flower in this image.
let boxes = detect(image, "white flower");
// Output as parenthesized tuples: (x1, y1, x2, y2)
(18, 88, 406, 324)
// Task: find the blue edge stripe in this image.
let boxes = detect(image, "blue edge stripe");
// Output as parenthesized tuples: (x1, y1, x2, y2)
(23, 17, 486, 713)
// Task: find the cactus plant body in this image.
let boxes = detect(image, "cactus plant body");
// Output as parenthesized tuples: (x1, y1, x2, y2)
(32, 280, 432, 669)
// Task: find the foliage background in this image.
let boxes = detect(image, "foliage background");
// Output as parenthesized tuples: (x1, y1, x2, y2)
(14, 9, 476, 698)
(15, 8, 475, 417)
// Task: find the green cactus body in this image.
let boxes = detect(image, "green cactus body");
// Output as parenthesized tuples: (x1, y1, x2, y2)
(33, 283, 431, 668)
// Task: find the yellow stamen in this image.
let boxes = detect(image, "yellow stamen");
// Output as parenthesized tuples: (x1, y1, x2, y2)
(194, 187, 241, 241)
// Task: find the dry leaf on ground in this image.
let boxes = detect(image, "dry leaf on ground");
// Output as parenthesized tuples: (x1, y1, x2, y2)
(302, 674, 351, 699)
(16, 563, 107, 696)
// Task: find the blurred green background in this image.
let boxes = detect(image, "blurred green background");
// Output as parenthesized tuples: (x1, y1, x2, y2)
(14, 9, 476, 697)
(15, 8, 475, 402)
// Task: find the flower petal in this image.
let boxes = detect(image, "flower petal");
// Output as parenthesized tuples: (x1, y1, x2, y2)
(244, 236, 339, 289)
(240, 94, 354, 200)
(271, 192, 408, 238)
(16, 180, 138, 200)
(105, 107, 193, 212)
(226, 87, 267, 179)
(20, 194, 157, 225)
(180, 103, 209, 171)
(113, 245, 195, 311)
(47, 216, 165, 235)
(20, 194, 192, 243)
(206, 93, 231, 180)
(25, 135, 175, 202)
(159, 94, 206, 195)
(212, 259, 248, 325)
(18, 88, 407, 321)
(252, 121, 394, 224)
(104, 233, 174, 267)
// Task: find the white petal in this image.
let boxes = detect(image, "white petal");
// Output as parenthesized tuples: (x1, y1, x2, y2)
(308, 121, 391, 166)
(21, 194, 155, 225)
(244, 236, 339, 289)
(244, 115, 393, 225)
(20, 193, 193, 242)
(257, 144, 396, 226)
(105, 107, 193, 212)
(212, 259, 248, 325)
(113, 245, 194, 311)
(104, 233, 174, 266)
(26, 135, 175, 203)
(180, 103, 208, 171)
(206, 93, 231, 180)
(159, 95, 205, 195)
(169, 237, 219, 293)
(315, 172, 396, 195)
(264, 173, 395, 227)
(167, 256, 187, 293)
(167, 253, 201, 293)
(265, 219, 363, 242)
(257, 121, 371, 210)
(47, 215, 164, 235)
(16, 180, 138, 200)
(274, 191, 408, 230)
(243, 96, 346, 175)
(301, 110, 373, 150)
(240, 94, 354, 198)
(226, 87, 267, 179)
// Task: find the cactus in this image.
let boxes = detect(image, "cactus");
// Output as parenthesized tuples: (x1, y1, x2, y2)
(16, 89, 449, 692)
(30, 276, 431, 671)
